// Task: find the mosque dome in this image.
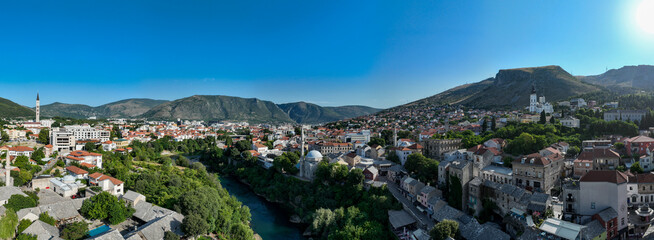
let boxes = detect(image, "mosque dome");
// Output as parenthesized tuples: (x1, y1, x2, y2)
(306, 150, 323, 161)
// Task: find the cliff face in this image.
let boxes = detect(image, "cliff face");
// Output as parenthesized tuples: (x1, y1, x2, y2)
(395, 65, 602, 110)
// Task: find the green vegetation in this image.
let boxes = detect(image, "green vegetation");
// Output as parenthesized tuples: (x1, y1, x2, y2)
(80, 192, 134, 224)
(107, 137, 257, 239)
(0, 209, 18, 239)
(0, 97, 34, 118)
(278, 102, 380, 124)
(60, 221, 88, 240)
(17, 219, 32, 234)
(430, 219, 460, 240)
(3, 192, 39, 212)
(404, 153, 439, 186)
(201, 142, 401, 239)
(447, 175, 463, 210)
(39, 212, 56, 226)
(16, 234, 37, 240)
(164, 231, 181, 240)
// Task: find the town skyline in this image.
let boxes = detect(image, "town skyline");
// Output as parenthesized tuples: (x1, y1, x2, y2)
(2, 0, 653, 108)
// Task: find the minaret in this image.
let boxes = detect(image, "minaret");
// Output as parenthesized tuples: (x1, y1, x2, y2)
(393, 127, 397, 147)
(5, 151, 11, 186)
(36, 93, 40, 122)
(299, 127, 305, 178)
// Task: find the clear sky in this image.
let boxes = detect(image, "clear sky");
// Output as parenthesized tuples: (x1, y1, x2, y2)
(1, 0, 653, 109)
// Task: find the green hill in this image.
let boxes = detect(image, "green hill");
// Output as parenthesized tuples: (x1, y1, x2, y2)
(398, 65, 603, 110)
(278, 102, 381, 124)
(578, 65, 654, 90)
(0, 97, 34, 118)
(40, 99, 168, 119)
(140, 95, 295, 123)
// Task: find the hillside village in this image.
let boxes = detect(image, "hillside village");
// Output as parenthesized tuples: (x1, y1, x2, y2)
(2, 90, 654, 240)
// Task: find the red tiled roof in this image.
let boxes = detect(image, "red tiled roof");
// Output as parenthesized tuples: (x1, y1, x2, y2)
(80, 163, 96, 168)
(628, 135, 654, 143)
(66, 166, 88, 175)
(576, 148, 620, 161)
(580, 170, 628, 184)
(9, 146, 34, 152)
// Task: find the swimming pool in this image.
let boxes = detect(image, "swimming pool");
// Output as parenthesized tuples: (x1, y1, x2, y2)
(88, 225, 111, 237)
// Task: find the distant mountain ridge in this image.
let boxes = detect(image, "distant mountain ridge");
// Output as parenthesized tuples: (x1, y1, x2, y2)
(278, 102, 381, 124)
(141, 95, 381, 123)
(397, 65, 603, 110)
(0, 97, 34, 118)
(40, 98, 168, 119)
(578, 65, 654, 90)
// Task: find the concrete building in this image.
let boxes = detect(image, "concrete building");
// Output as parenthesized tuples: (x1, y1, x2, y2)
(422, 138, 461, 160)
(65, 150, 103, 168)
(50, 128, 75, 153)
(578, 170, 628, 238)
(314, 142, 352, 154)
(63, 124, 111, 142)
(604, 109, 646, 122)
(625, 135, 654, 156)
(560, 116, 580, 128)
(89, 172, 124, 196)
(513, 152, 564, 193)
(480, 164, 513, 184)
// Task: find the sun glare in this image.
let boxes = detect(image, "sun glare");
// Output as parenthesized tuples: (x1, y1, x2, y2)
(636, 0, 654, 34)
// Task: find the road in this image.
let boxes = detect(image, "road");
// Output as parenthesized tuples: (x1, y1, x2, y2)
(383, 177, 435, 230)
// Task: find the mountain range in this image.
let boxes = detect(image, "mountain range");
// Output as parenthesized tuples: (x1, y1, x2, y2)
(398, 65, 605, 110)
(0, 95, 381, 124)
(2, 64, 653, 123)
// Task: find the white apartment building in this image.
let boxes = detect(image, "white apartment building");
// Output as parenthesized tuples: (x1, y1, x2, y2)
(64, 125, 110, 142)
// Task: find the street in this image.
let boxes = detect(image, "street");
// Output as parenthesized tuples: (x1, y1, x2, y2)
(383, 177, 435, 230)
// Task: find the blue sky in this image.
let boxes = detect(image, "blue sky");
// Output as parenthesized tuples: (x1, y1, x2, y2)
(1, 0, 653, 109)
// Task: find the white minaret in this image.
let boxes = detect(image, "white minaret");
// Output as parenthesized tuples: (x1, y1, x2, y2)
(393, 127, 397, 147)
(299, 127, 305, 178)
(36, 93, 40, 122)
(5, 151, 11, 186)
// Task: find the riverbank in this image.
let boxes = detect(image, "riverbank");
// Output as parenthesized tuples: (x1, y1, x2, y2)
(219, 176, 307, 240)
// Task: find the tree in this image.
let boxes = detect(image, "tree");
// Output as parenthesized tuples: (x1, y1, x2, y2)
(60, 221, 88, 240)
(614, 142, 625, 152)
(39, 212, 56, 226)
(447, 175, 462, 210)
(430, 219, 460, 240)
(4, 194, 38, 212)
(540, 111, 547, 124)
(17, 219, 32, 234)
(369, 137, 385, 147)
(164, 231, 181, 240)
(491, 116, 497, 131)
(502, 156, 514, 168)
(566, 146, 580, 158)
(182, 214, 209, 237)
(0, 209, 18, 239)
(84, 142, 96, 151)
(16, 234, 37, 240)
(38, 129, 49, 144)
(386, 151, 400, 164)
(80, 192, 133, 224)
(1, 130, 9, 142)
(550, 115, 556, 124)
(632, 161, 644, 174)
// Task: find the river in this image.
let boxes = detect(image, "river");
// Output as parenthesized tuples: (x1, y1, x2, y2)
(219, 176, 306, 240)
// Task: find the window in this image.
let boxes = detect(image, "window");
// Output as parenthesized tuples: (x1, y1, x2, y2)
(591, 202, 596, 209)
(622, 218, 625, 225)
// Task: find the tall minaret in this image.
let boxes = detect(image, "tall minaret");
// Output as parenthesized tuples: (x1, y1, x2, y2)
(35, 93, 40, 122)
(299, 126, 305, 178)
(5, 151, 11, 186)
(393, 127, 397, 147)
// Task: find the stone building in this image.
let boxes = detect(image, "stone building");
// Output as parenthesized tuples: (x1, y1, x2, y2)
(422, 138, 461, 160)
(512, 152, 564, 193)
